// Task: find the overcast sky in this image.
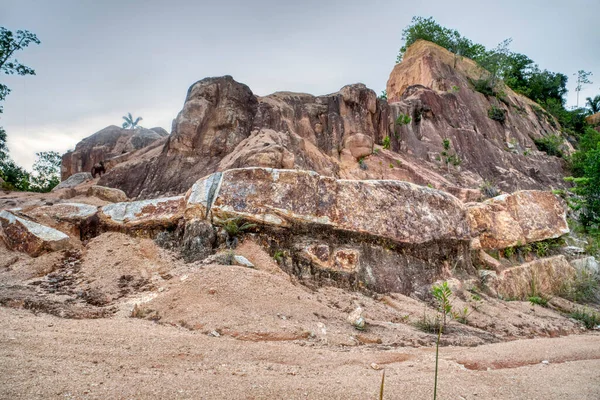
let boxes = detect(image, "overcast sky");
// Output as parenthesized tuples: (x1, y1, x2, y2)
(1, 0, 599, 169)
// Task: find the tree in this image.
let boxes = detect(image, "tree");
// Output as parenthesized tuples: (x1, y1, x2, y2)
(30, 151, 61, 192)
(0, 27, 40, 169)
(574, 70, 593, 107)
(122, 112, 143, 129)
(585, 95, 600, 114)
(396, 16, 485, 63)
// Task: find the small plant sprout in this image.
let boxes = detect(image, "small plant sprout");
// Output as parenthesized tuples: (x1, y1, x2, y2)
(382, 135, 391, 150)
(395, 113, 412, 126)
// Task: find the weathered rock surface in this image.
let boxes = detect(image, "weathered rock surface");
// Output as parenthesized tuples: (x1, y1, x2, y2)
(61, 125, 166, 180)
(84, 40, 572, 199)
(386, 40, 570, 192)
(87, 185, 128, 203)
(187, 168, 470, 244)
(570, 256, 599, 274)
(467, 190, 569, 250)
(99, 196, 184, 235)
(22, 203, 98, 238)
(0, 210, 70, 256)
(52, 172, 93, 191)
(484, 255, 575, 299)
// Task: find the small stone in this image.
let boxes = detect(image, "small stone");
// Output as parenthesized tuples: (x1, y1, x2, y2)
(370, 363, 382, 370)
(541, 360, 549, 365)
(208, 330, 221, 337)
(347, 307, 366, 330)
(233, 255, 254, 268)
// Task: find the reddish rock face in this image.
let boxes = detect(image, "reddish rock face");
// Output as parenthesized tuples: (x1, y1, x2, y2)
(187, 167, 470, 245)
(386, 40, 570, 192)
(467, 190, 569, 250)
(76, 40, 571, 200)
(0, 210, 71, 256)
(61, 126, 166, 180)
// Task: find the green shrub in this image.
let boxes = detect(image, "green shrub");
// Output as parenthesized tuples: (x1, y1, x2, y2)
(473, 78, 496, 96)
(395, 113, 411, 126)
(570, 308, 600, 329)
(488, 106, 506, 122)
(480, 180, 500, 198)
(533, 134, 564, 157)
(382, 135, 391, 150)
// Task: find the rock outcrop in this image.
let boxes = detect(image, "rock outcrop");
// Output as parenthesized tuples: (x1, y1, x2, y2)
(0, 210, 71, 256)
(53, 172, 93, 191)
(386, 40, 570, 192)
(484, 255, 575, 300)
(187, 168, 470, 245)
(22, 203, 98, 239)
(99, 196, 185, 235)
(84, 41, 572, 199)
(467, 190, 569, 250)
(61, 125, 167, 180)
(86, 185, 128, 203)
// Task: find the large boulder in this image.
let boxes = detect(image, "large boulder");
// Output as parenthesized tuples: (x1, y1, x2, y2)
(99, 196, 185, 236)
(60, 125, 166, 180)
(467, 190, 569, 250)
(0, 210, 70, 256)
(52, 172, 93, 191)
(87, 185, 128, 203)
(22, 203, 98, 238)
(186, 167, 470, 245)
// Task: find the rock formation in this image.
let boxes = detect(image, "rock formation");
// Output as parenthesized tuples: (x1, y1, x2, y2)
(61, 125, 168, 180)
(386, 40, 570, 192)
(84, 40, 572, 200)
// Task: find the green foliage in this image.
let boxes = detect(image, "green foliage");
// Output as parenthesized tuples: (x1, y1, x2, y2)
(570, 308, 600, 329)
(222, 217, 256, 237)
(440, 139, 461, 168)
(565, 128, 600, 231)
(396, 16, 485, 63)
(528, 296, 549, 307)
(431, 281, 453, 328)
(449, 85, 460, 93)
(30, 151, 61, 192)
(395, 113, 411, 126)
(358, 157, 367, 170)
(533, 134, 564, 158)
(503, 246, 515, 259)
(122, 112, 143, 129)
(382, 135, 391, 150)
(0, 27, 40, 168)
(586, 95, 600, 114)
(472, 78, 496, 96)
(0, 158, 31, 191)
(273, 251, 284, 263)
(487, 105, 506, 122)
(378, 90, 387, 100)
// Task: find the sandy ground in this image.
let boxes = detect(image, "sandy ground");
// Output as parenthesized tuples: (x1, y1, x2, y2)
(1, 190, 600, 398)
(1, 307, 599, 399)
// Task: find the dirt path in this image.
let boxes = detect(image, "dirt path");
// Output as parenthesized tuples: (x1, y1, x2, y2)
(1, 307, 599, 400)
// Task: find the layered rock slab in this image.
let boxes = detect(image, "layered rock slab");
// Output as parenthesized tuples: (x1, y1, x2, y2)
(99, 196, 185, 235)
(483, 255, 575, 300)
(0, 210, 70, 256)
(187, 167, 470, 244)
(23, 203, 98, 239)
(467, 190, 569, 250)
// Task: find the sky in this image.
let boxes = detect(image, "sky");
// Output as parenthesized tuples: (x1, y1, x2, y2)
(1, 0, 599, 170)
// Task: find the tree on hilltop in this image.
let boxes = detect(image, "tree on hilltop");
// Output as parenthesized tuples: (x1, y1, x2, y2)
(122, 113, 143, 129)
